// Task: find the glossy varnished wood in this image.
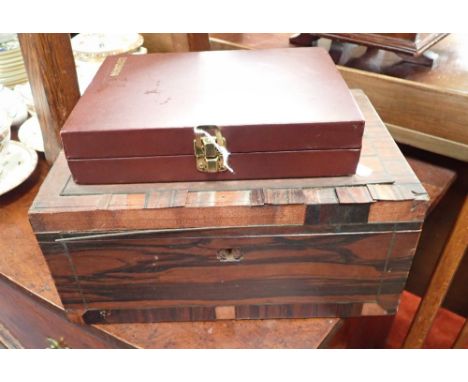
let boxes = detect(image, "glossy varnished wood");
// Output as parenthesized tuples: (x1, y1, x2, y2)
(29, 91, 429, 324)
(38, 227, 420, 322)
(0, 146, 447, 346)
(0, 152, 340, 347)
(18, 34, 80, 163)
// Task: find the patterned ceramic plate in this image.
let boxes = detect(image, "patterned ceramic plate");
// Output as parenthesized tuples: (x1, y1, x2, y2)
(0, 140, 38, 196)
(0, 37, 20, 53)
(72, 33, 144, 61)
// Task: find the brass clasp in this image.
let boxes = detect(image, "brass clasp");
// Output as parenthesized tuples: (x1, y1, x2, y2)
(193, 126, 228, 173)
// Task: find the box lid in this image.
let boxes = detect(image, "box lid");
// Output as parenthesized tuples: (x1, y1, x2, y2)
(61, 47, 364, 160)
(33, 91, 428, 234)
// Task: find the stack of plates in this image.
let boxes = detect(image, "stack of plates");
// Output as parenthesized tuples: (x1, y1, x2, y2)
(0, 34, 28, 87)
(72, 33, 146, 93)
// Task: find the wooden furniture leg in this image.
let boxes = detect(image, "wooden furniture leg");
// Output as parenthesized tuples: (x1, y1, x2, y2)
(141, 34, 211, 53)
(403, 196, 468, 348)
(187, 33, 211, 51)
(171, 33, 211, 52)
(18, 33, 80, 164)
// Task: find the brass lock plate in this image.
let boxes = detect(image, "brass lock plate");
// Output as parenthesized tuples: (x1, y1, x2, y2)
(193, 126, 227, 173)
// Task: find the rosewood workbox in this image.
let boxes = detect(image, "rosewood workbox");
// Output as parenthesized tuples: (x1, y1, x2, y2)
(29, 90, 429, 325)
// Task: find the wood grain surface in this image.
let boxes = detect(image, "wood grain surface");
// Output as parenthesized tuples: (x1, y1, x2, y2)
(1, 147, 446, 346)
(142, 33, 210, 53)
(18, 34, 80, 163)
(29, 91, 427, 234)
(0, 155, 340, 347)
(38, 227, 420, 323)
(28, 91, 429, 324)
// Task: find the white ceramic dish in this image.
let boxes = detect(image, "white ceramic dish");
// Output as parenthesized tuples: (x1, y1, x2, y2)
(0, 47, 21, 58)
(71, 33, 144, 61)
(0, 85, 29, 126)
(14, 82, 35, 114)
(0, 109, 11, 153)
(0, 74, 28, 87)
(0, 55, 24, 65)
(0, 60, 24, 71)
(18, 116, 44, 152)
(0, 67, 26, 79)
(0, 140, 38, 196)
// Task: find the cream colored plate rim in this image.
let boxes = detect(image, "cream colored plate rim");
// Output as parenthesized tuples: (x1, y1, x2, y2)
(0, 47, 22, 58)
(0, 55, 24, 64)
(72, 33, 144, 59)
(0, 60, 24, 70)
(0, 140, 38, 196)
(0, 72, 28, 81)
(0, 68, 26, 78)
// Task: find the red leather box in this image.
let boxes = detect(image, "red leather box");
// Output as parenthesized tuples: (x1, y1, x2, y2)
(61, 47, 365, 184)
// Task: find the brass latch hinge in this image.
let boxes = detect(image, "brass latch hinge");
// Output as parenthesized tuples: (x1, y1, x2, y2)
(193, 126, 228, 173)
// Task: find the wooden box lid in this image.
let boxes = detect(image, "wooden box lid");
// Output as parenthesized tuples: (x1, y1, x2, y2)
(60, 47, 364, 160)
(30, 91, 428, 233)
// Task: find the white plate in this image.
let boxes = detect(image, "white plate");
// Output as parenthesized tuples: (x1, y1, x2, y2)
(0, 85, 29, 126)
(14, 82, 35, 114)
(0, 55, 24, 65)
(0, 140, 38, 196)
(0, 47, 21, 59)
(0, 60, 24, 71)
(72, 33, 144, 61)
(0, 73, 28, 86)
(18, 116, 44, 152)
(0, 67, 26, 79)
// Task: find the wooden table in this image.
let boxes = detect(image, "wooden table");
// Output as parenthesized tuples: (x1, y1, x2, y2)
(2, 34, 460, 348)
(0, 155, 341, 348)
(0, 143, 455, 348)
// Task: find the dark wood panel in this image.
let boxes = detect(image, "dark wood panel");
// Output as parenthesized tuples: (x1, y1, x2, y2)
(37, 229, 419, 322)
